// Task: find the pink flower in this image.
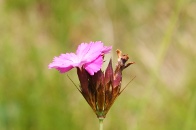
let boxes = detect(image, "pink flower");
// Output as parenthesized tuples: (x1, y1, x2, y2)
(48, 41, 112, 75)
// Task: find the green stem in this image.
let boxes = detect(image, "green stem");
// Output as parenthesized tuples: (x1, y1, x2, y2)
(99, 118, 104, 130)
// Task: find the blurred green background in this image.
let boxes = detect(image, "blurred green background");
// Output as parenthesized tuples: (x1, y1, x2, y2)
(0, 0, 196, 130)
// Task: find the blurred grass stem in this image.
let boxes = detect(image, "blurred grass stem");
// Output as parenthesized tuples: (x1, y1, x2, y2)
(136, 0, 190, 129)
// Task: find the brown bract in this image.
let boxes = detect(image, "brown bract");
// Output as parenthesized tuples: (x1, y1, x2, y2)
(76, 49, 134, 119)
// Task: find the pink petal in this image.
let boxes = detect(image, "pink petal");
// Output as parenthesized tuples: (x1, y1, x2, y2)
(56, 66, 74, 73)
(84, 56, 103, 75)
(48, 53, 80, 73)
(76, 41, 104, 63)
(102, 46, 112, 54)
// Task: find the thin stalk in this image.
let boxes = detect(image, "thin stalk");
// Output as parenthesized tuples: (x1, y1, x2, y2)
(99, 118, 104, 130)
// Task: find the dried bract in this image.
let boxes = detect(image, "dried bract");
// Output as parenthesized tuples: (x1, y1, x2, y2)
(77, 49, 134, 119)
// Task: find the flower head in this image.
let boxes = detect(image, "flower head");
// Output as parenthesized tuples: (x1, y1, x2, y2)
(48, 41, 134, 119)
(48, 41, 112, 75)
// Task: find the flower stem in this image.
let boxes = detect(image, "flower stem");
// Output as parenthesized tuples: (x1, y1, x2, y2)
(99, 118, 104, 130)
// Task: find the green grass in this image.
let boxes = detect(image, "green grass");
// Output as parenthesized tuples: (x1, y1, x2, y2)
(0, 0, 196, 130)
